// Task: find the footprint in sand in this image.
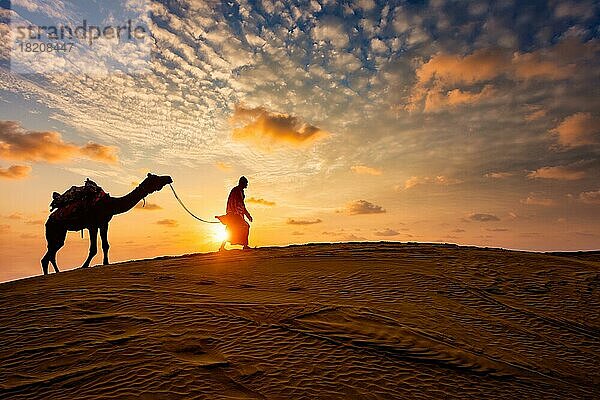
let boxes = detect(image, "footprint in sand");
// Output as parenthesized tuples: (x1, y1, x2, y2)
(240, 283, 256, 289)
(162, 337, 229, 368)
(153, 275, 175, 281)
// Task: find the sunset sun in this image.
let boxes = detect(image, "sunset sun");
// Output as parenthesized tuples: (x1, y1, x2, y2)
(212, 225, 229, 243)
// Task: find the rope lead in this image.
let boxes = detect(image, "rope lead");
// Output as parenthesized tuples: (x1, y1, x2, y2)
(169, 184, 220, 224)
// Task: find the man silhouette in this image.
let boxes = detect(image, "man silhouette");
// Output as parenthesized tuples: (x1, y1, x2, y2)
(217, 176, 253, 250)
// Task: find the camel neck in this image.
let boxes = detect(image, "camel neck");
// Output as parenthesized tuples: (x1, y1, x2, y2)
(110, 185, 148, 215)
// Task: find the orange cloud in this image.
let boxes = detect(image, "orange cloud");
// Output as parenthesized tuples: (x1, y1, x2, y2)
(551, 113, 599, 148)
(3, 213, 23, 219)
(79, 143, 119, 164)
(247, 197, 276, 206)
(415, 49, 508, 88)
(527, 166, 585, 181)
(521, 195, 556, 207)
(344, 200, 386, 215)
(468, 213, 500, 222)
(135, 202, 162, 210)
(351, 165, 382, 175)
(485, 171, 514, 179)
(156, 219, 178, 227)
(512, 52, 574, 80)
(374, 228, 400, 236)
(446, 85, 495, 105)
(231, 105, 328, 149)
(424, 86, 496, 112)
(287, 218, 322, 225)
(578, 190, 600, 205)
(0, 165, 31, 179)
(404, 175, 462, 189)
(215, 161, 232, 171)
(0, 121, 118, 164)
(524, 108, 547, 121)
(409, 38, 596, 111)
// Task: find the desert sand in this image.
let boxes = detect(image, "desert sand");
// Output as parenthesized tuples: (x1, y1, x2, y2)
(0, 242, 598, 399)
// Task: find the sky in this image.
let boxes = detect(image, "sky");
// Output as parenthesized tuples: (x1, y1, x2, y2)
(0, 0, 599, 282)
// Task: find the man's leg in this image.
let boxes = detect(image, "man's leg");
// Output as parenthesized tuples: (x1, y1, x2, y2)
(242, 220, 250, 249)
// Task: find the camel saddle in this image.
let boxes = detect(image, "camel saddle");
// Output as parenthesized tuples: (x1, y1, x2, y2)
(49, 179, 108, 224)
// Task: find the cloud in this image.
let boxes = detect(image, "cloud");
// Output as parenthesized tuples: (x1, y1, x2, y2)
(574, 231, 597, 237)
(322, 231, 368, 241)
(578, 189, 600, 205)
(521, 195, 556, 206)
(291, 231, 305, 235)
(412, 49, 508, 92)
(342, 234, 368, 241)
(370, 38, 387, 53)
(554, 2, 595, 19)
(527, 166, 585, 180)
(156, 219, 178, 227)
(550, 113, 599, 147)
(468, 213, 500, 222)
(312, 17, 349, 47)
(25, 219, 44, 225)
(486, 228, 509, 232)
(287, 218, 322, 225)
(247, 197, 276, 206)
(0, 121, 118, 164)
(351, 165, 382, 175)
(424, 85, 496, 112)
(408, 39, 593, 111)
(344, 200, 386, 215)
(231, 105, 328, 149)
(485, 171, 514, 179)
(0, 165, 31, 179)
(374, 228, 400, 236)
(215, 161, 232, 171)
(356, 0, 376, 12)
(525, 108, 547, 121)
(511, 52, 574, 80)
(135, 202, 162, 210)
(79, 143, 119, 164)
(404, 175, 462, 189)
(3, 213, 23, 220)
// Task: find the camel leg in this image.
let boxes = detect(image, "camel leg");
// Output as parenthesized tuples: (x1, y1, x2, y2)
(81, 227, 98, 269)
(41, 251, 50, 275)
(42, 225, 66, 275)
(50, 252, 60, 273)
(100, 223, 110, 265)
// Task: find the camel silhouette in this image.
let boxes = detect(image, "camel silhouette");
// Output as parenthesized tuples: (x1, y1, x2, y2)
(41, 173, 173, 275)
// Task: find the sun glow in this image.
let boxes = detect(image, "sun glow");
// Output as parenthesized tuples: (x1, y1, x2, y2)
(212, 225, 229, 243)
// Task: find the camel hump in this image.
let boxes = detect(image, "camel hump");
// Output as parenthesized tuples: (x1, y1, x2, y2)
(50, 179, 106, 211)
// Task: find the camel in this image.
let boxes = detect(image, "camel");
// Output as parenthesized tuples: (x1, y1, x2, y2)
(41, 173, 173, 275)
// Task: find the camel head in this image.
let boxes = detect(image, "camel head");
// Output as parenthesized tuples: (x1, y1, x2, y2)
(139, 173, 173, 195)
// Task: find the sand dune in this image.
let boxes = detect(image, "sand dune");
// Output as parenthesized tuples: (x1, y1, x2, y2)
(0, 242, 598, 399)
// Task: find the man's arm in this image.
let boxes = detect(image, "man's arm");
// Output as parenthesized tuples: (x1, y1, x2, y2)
(242, 201, 253, 222)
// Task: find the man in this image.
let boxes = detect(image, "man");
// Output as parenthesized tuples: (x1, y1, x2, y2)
(216, 176, 253, 250)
